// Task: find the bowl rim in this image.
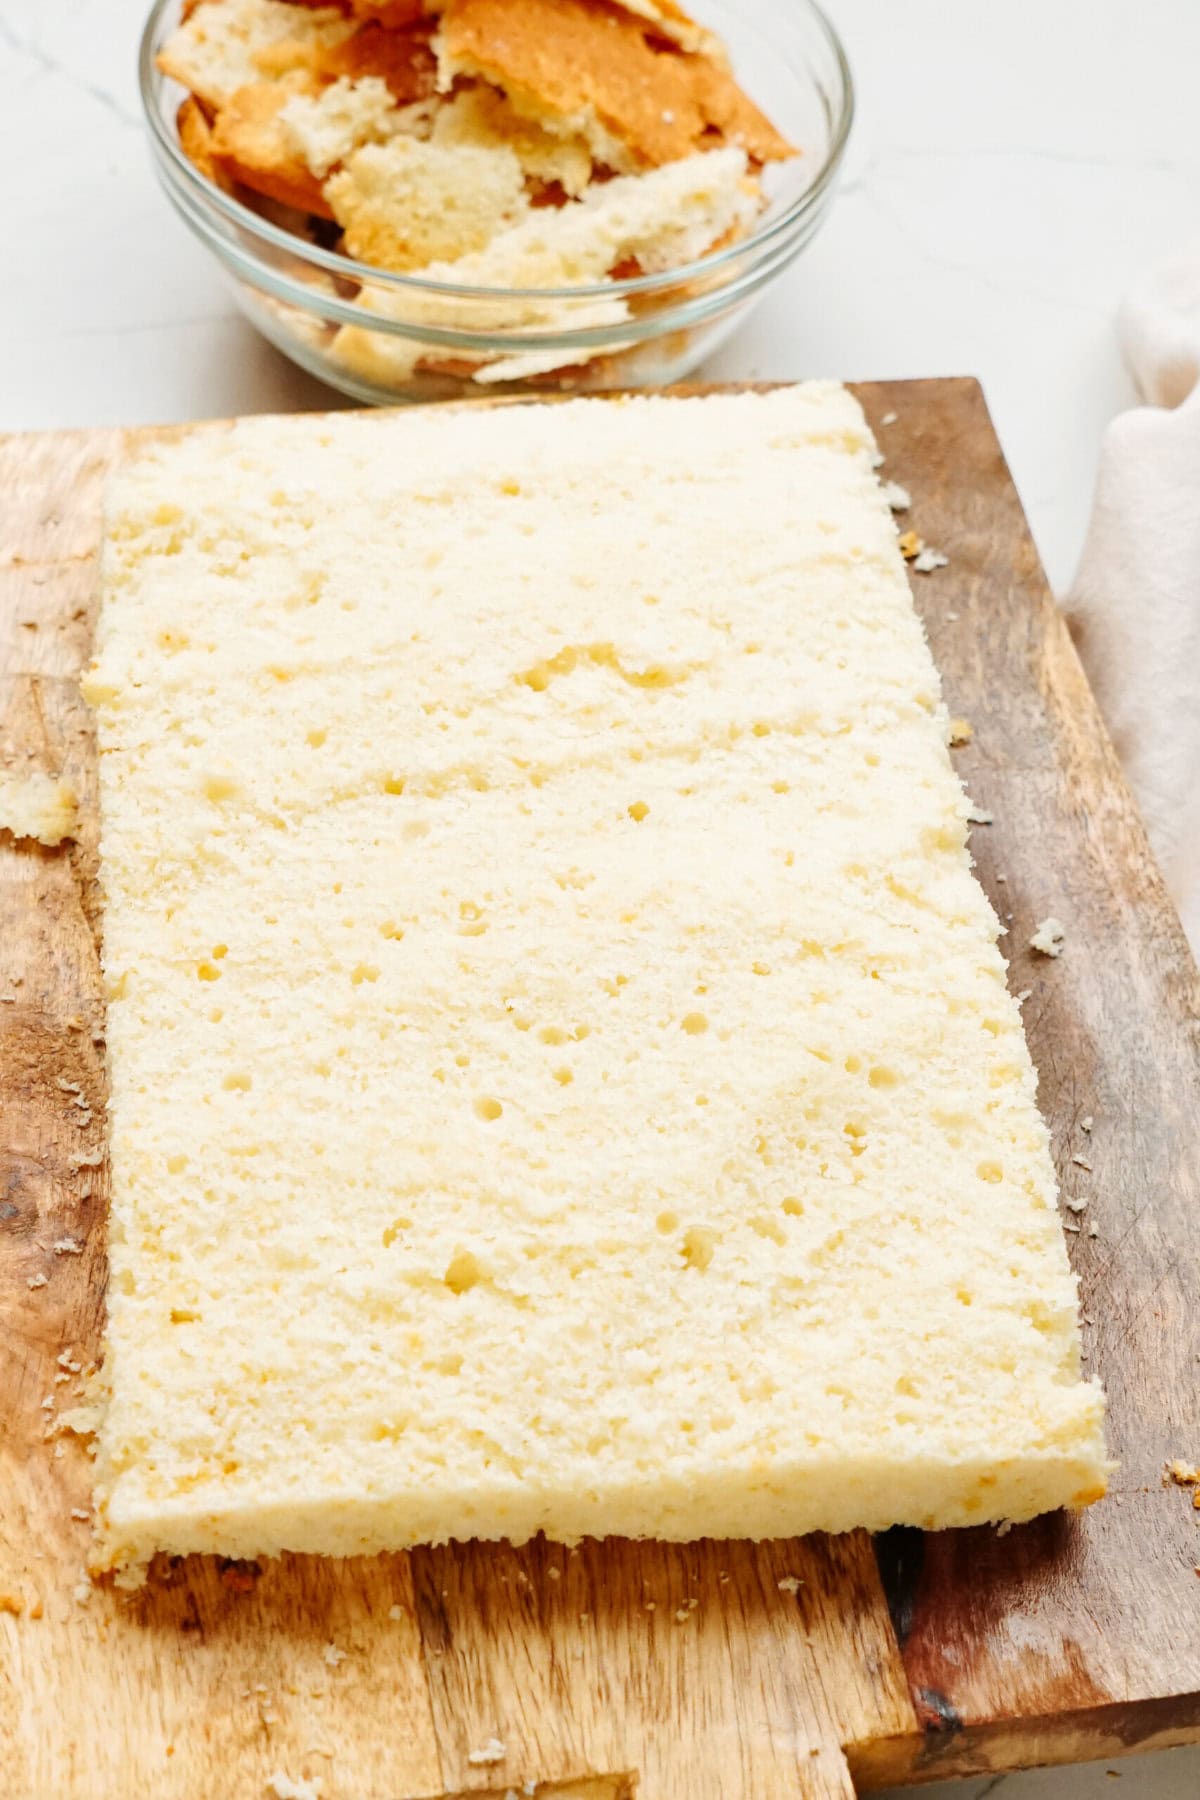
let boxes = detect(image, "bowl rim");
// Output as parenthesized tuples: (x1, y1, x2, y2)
(138, 0, 854, 305)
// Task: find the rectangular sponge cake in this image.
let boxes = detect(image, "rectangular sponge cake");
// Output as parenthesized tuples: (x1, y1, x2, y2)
(87, 385, 1108, 1577)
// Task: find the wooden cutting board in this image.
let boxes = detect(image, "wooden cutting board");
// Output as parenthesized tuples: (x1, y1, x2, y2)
(3, 378, 1200, 1800)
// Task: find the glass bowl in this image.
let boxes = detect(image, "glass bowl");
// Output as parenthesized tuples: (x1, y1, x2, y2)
(138, 0, 854, 404)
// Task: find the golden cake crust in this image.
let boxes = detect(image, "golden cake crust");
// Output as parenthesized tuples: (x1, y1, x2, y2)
(437, 0, 796, 168)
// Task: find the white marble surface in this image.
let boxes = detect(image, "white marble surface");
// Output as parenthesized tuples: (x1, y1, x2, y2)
(4, 3, 1200, 1795)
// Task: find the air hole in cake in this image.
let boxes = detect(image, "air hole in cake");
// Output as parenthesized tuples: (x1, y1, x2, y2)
(444, 1251, 483, 1295)
(306, 728, 328, 748)
(628, 801, 649, 822)
(869, 1066, 899, 1089)
(475, 1097, 503, 1122)
(681, 1012, 707, 1036)
(681, 1226, 717, 1272)
(977, 1160, 1004, 1184)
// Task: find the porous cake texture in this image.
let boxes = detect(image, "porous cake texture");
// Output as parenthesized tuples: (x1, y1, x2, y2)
(88, 385, 1108, 1577)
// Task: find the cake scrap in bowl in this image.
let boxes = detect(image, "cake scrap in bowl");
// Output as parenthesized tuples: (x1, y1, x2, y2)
(158, 0, 798, 386)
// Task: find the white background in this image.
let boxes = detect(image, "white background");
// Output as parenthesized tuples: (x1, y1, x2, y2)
(3, 2, 1200, 1794)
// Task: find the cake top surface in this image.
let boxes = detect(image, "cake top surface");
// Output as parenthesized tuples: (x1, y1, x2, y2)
(89, 386, 1106, 1574)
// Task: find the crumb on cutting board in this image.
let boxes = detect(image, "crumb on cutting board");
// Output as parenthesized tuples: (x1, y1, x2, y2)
(0, 772, 79, 847)
(466, 1738, 507, 1767)
(1030, 917, 1066, 957)
(266, 1775, 324, 1800)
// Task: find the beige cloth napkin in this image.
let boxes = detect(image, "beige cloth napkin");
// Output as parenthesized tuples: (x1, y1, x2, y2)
(1063, 259, 1200, 953)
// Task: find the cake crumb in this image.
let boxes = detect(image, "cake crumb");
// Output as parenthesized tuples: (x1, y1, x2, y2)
(1081, 1116, 1094, 1133)
(897, 530, 922, 560)
(321, 1643, 346, 1667)
(70, 1508, 90, 1521)
(967, 803, 993, 825)
(0, 772, 78, 846)
(466, 1739, 506, 1767)
(913, 546, 949, 573)
(53, 1238, 84, 1256)
(1088, 1223, 1100, 1238)
(388, 1603, 405, 1620)
(882, 481, 911, 512)
(1073, 1154, 1092, 1171)
(948, 718, 973, 746)
(880, 411, 898, 426)
(266, 1775, 323, 1800)
(1030, 917, 1066, 957)
(1065, 1197, 1088, 1214)
(27, 1273, 48, 1290)
(996, 1520, 1013, 1537)
(777, 1574, 803, 1594)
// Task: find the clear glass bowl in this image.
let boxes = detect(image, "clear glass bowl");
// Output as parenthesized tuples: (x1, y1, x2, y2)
(138, 0, 854, 404)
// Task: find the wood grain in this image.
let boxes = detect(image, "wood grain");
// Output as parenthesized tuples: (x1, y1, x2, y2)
(845, 378, 1200, 1787)
(1, 381, 1198, 1799)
